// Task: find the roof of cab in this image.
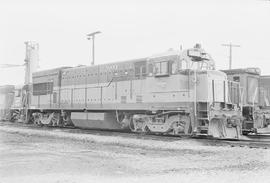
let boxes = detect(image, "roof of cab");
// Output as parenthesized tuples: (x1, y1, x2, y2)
(221, 68, 261, 75)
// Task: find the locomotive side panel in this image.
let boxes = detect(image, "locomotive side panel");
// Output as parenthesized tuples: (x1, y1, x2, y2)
(31, 67, 68, 109)
(195, 70, 228, 103)
(145, 74, 190, 103)
(58, 58, 195, 111)
(101, 83, 116, 105)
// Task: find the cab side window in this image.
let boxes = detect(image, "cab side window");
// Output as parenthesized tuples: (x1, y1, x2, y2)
(154, 61, 169, 76)
(233, 76, 240, 82)
(134, 61, 147, 78)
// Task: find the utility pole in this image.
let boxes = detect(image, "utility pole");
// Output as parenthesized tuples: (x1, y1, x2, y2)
(221, 43, 240, 69)
(87, 31, 101, 66)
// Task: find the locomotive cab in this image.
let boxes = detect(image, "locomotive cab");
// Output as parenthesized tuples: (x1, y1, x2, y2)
(146, 45, 242, 139)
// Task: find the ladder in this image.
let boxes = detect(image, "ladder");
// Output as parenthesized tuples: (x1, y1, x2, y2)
(196, 102, 209, 133)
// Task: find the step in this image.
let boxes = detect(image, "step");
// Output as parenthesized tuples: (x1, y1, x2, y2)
(197, 117, 209, 120)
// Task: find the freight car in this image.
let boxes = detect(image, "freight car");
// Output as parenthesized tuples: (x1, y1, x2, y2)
(4, 44, 242, 139)
(0, 84, 31, 122)
(0, 85, 15, 120)
(222, 68, 270, 134)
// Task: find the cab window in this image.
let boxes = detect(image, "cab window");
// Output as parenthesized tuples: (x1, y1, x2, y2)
(233, 76, 240, 82)
(155, 61, 169, 76)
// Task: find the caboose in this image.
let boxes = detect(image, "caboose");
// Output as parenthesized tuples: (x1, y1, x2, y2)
(26, 45, 241, 139)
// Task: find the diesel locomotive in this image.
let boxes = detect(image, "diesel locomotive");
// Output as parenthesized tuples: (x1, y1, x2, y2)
(223, 68, 270, 134)
(1, 44, 244, 139)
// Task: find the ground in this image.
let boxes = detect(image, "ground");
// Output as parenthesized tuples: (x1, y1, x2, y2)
(0, 122, 270, 183)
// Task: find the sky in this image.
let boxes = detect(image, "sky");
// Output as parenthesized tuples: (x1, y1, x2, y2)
(0, 0, 270, 85)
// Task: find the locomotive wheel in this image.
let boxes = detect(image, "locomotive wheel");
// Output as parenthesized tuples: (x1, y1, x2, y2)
(40, 113, 52, 125)
(116, 112, 131, 129)
(9, 110, 20, 122)
(51, 113, 60, 126)
(129, 117, 135, 132)
(63, 114, 73, 126)
(170, 115, 191, 135)
(33, 113, 42, 126)
(129, 114, 148, 133)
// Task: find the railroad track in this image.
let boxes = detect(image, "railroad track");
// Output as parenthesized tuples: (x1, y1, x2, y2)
(191, 134, 270, 149)
(1, 121, 270, 149)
